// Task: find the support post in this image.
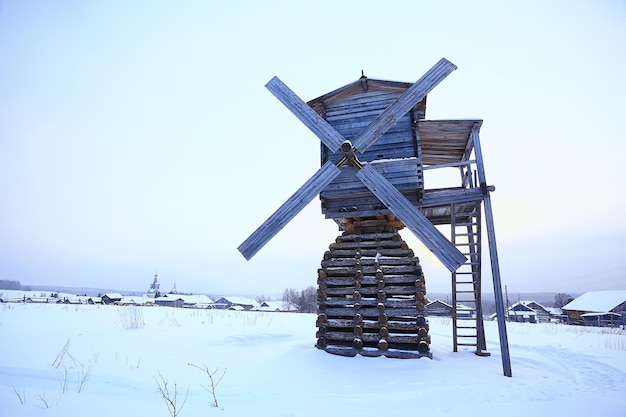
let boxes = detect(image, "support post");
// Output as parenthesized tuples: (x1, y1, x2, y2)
(471, 125, 512, 377)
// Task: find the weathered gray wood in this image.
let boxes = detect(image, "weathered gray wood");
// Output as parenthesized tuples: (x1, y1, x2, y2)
(421, 187, 484, 207)
(265, 77, 345, 152)
(322, 264, 421, 275)
(323, 297, 417, 308)
(471, 126, 512, 377)
(238, 161, 340, 260)
(352, 58, 457, 152)
(336, 231, 401, 242)
(322, 275, 422, 286)
(324, 332, 421, 344)
(356, 164, 466, 272)
(328, 240, 408, 251)
(418, 119, 482, 165)
(321, 257, 416, 268)
(325, 318, 426, 331)
(322, 307, 420, 317)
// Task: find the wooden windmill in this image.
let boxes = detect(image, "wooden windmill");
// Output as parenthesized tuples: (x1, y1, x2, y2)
(239, 58, 512, 376)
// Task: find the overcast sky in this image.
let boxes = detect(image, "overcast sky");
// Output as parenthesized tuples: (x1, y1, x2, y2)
(1, 0, 625, 298)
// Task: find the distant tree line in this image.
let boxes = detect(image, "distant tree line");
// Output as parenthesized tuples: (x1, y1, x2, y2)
(282, 286, 317, 313)
(0, 280, 31, 291)
(271, 288, 575, 315)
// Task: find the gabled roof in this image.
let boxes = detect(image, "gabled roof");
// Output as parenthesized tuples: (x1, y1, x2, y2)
(103, 293, 123, 299)
(260, 301, 298, 312)
(509, 301, 536, 314)
(307, 77, 428, 121)
(426, 299, 452, 308)
(562, 291, 626, 313)
(308, 77, 417, 107)
(218, 296, 260, 308)
(518, 300, 549, 312)
(179, 294, 214, 305)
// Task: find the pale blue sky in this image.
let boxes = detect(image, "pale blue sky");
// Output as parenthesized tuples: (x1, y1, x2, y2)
(1, 0, 625, 297)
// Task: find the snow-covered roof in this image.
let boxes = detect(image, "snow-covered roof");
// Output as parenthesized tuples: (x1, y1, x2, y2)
(103, 293, 124, 299)
(120, 296, 151, 305)
(519, 300, 549, 311)
(545, 307, 563, 315)
(509, 301, 536, 312)
(220, 296, 260, 308)
(180, 294, 214, 305)
(562, 290, 626, 313)
(426, 299, 452, 308)
(580, 312, 621, 317)
(260, 301, 298, 312)
(155, 295, 184, 302)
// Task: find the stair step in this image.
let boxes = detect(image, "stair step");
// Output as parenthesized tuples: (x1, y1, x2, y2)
(456, 342, 477, 347)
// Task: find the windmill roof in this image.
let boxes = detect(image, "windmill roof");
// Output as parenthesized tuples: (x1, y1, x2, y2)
(308, 78, 415, 106)
(562, 291, 626, 313)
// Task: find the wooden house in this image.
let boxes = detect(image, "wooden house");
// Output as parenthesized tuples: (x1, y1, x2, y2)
(101, 293, 123, 305)
(506, 302, 537, 323)
(260, 301, 298, 312)
(489, 301, 552, 323)
(519, 301, 552, 323)
(154, 295, 184, 308)
(562, 291, 626, 326)
(180, 294, 214, 309)
(425, 299, 453, 316)
(214, 296, 259, 311)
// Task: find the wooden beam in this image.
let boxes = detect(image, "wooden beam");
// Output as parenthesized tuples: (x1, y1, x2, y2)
(265, 76, 345, 152)
(471, 126, 512, 377)
(423, 160, 476, 170)
(238, 161, 340, 260)
(356, 164, 466, 272)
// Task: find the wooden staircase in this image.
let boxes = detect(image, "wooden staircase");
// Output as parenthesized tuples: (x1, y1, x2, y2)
(451, 205, 489, 355)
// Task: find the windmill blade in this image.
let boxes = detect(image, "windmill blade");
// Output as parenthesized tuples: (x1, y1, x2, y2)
(356, 164, 466, 272)
(266, 77, 345, 152)
(238, 161, 341, 261)
(352, 58, 457, 153)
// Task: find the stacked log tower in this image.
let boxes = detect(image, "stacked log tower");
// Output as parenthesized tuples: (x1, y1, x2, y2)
(316, 215, 432, 358)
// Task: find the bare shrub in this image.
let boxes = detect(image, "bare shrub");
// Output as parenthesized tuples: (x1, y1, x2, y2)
(51, 338, 98, 393)
(35, 391, 59, 409)
(12, 386, 25, 405)
(188, 363, 226, 408)
(77, 362, 94, 393)
(58, 366, 70, 393)
(119, 306, 145, 330)
(154, 371, 189, 417)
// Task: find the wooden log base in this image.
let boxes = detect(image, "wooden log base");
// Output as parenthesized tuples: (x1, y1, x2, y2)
(317, 224, 433, 359)
(324, 345, 433, 359)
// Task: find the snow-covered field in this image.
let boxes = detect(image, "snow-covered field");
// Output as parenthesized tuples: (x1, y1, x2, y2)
(1, 302, 625, 417)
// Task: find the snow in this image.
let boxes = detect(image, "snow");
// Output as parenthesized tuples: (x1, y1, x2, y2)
(562, 290, 626, 313)
(1, 303, 625, 417)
